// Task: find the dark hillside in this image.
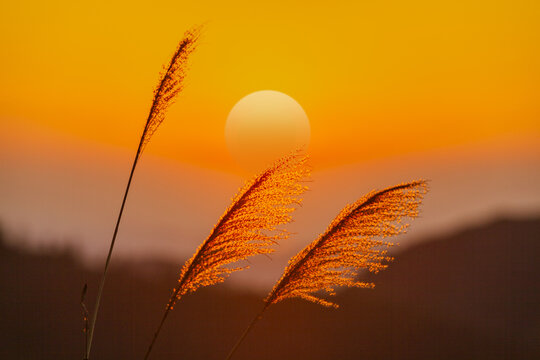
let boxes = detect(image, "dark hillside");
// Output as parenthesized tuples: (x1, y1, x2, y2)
(1, 218, 539, 359)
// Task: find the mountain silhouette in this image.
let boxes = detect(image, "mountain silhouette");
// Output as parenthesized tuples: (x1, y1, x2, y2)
(1, 217, 538, 359)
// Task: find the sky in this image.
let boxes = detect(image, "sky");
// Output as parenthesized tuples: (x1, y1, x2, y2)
(1, 0, 539, 172)
(1, 1, 540, 286)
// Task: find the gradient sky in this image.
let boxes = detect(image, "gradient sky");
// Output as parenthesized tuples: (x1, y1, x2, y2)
(1, 1, 540, 288)
(2, 0, 539, 173)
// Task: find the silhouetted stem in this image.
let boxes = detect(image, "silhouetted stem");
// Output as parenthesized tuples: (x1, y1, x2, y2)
(143, 301, 175, 360)
(144, 270, 189, 360)
(85, 136, 144, 359)
(225, 305, 267, 360)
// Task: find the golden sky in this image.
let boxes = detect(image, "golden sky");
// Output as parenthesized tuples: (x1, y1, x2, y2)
(1, 0, 539, 173)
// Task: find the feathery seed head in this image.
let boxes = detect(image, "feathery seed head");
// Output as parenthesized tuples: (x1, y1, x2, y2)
(168, 151, 310, 307)
(265, 180, 428, 308)
(141, 26, 201, 150)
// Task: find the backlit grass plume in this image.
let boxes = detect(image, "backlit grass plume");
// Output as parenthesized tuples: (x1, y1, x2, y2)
(226, 180, 428, 360)
(85, 26, 200, 360)
(267, 180, 428, 308)
(141, 26, 201, 149)
(144, 151, 310, 360)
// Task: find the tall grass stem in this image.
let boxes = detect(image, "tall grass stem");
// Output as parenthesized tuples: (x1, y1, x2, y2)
(225, 307, 266, 360)
(82, 27, 200, 359)
(143, 301, 174, 360)
(85, 138, 144, 359)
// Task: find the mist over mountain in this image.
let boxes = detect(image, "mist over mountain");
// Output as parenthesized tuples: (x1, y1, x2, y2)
(1, 217, 539, 359)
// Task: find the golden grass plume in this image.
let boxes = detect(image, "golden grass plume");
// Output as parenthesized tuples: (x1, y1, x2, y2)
(169, 150, 310, 307)
(265, 180, 428, 308)
(141, 25, 201, 149)
(225, 180, 428, 360)
(144, 151, 309, 359)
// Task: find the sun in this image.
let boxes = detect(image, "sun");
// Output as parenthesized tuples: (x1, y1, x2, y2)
(225, 90, 311, 173)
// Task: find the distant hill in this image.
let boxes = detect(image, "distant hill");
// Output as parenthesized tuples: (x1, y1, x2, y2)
(1, 217, 539, 359)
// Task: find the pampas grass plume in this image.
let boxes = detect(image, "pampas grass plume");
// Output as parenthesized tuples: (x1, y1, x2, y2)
(225, 180, 428, 359)
(144, 151, 310, 359)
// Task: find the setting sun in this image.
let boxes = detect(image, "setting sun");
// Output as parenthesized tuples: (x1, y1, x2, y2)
(225, 90, 311, 173)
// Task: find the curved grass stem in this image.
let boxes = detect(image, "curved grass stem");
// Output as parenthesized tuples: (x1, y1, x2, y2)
(225, 306, 267, 360)
(143, 301, 175, 360)
(85, 138, 143, 359)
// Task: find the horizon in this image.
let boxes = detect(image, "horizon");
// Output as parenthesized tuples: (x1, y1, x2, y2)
(2, 122, 539, 289)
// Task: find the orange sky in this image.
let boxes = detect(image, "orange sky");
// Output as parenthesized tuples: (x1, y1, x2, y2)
(1, 0, 540, 288)
(1, 0, 539, 173)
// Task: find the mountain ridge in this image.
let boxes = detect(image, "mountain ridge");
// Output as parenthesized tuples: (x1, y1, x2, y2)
(1, 216, 538, 359)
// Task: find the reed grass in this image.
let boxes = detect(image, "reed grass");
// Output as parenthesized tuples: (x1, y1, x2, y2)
(84, 26, 200, 360)
(143, 151, 309, 360)
(225, 180, 428, 359)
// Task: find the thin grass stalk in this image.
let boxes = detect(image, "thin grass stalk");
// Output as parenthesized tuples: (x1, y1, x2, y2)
(85, 139, 143, 360)
(224, 306, 267, 360)
(142, 266, 202, 360)
(144, 299, 174, 360)
(84, 27, 200, 359)
(142, 235, 209, 360)
(144, 264, 263, 360)
(143, 268, 192, 360)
